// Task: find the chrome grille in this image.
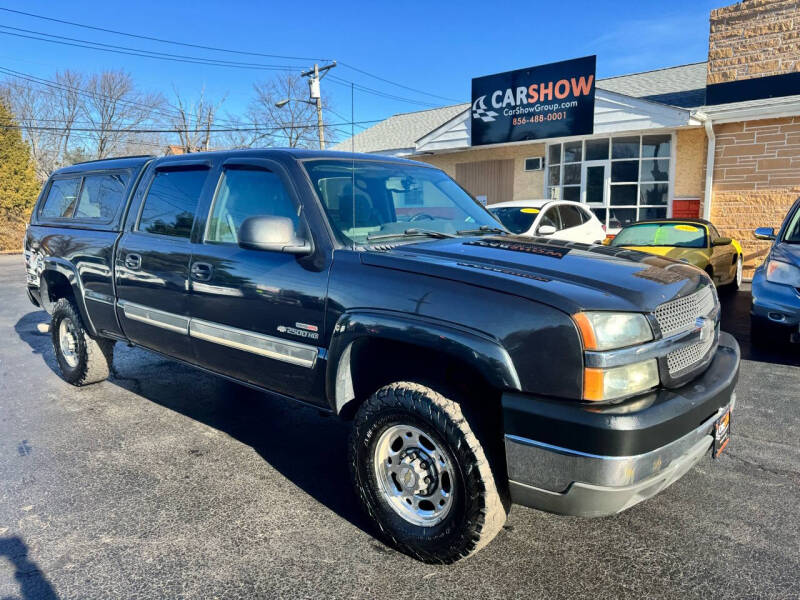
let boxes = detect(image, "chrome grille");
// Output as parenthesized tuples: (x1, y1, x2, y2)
(654, 286, 718, 377)
(666, 330, 716, 375)
(654, 286, 715, 337)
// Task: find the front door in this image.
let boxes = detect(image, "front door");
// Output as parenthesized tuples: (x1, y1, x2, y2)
(187, 157, 329, 402)
(115, 162, 213, 362)
(582, 161, 609, 228)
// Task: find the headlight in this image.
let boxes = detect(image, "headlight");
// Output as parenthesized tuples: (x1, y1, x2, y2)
(572, 311, 653, 350)
(584, 360, 659, 402)
(766, 259, 800, 287)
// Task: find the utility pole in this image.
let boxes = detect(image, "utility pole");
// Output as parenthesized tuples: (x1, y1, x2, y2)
(301, 61, 336, 150)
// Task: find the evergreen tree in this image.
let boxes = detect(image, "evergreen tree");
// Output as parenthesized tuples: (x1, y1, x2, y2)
(0, 99, 40, 250)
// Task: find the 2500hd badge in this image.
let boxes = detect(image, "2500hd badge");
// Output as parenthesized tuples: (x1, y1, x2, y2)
(24, 148, 739, 563)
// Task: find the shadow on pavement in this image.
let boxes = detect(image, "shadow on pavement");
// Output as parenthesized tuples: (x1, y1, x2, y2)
(0, 536, 59, 600)
(719, 286, 800, 367)
(13, 309, 374, 539)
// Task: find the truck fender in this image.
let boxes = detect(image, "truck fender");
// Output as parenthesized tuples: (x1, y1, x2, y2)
(40, 257, 98, 337)
(325, 310, 521, 414)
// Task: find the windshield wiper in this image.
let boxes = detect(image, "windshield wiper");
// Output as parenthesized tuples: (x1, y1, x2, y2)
(366, 228, 456, 242)
(455, 225, 508, 236)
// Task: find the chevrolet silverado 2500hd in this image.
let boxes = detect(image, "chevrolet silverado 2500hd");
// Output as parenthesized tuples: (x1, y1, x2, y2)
(24, 149, 739, 563)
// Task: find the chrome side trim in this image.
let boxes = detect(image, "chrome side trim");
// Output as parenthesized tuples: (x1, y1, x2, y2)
(504, 396, 734, 492)
(585, 309, 719, 369)
(117, 300, 189, 335)
(84, 289, 115, 305)
(189, 318, 317, 368)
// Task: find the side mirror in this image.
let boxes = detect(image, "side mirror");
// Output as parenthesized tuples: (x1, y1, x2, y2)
(754, 227, 776, 240)
(238, 215, 312, 255)
(537, 225, 557, 236)
(712, 236, 732, 246)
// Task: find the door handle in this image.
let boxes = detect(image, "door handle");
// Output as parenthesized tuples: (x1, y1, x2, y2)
(190, 262, 213, 282)
(124, 253, 142, 270)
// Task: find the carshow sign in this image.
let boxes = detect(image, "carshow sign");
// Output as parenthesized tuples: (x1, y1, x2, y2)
(471, 56, 596, 146)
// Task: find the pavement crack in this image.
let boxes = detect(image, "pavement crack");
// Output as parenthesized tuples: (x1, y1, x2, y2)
(726, 451, 800, 482)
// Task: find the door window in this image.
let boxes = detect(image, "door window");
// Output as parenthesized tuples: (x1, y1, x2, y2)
(558, 205, 585, 229)
(74, 172, 129, 221)
(40, 178, 81, 219)
(206, 168, 299, 244)
(138, 168, 209, 238)
(539, 207, 561, 230)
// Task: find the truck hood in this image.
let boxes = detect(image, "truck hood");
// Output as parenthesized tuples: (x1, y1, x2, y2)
(361, 236, 710, 314)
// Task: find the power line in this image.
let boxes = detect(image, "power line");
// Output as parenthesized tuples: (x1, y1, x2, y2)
(328, 75, 440, 108)
(0, 119, 382, 134)
(0, 27, 304, 71)
(0, 7, 329, 62)
(339, 62, 461, 104)
(0, 7, 461, 106)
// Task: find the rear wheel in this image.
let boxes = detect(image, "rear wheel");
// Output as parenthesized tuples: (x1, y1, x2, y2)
(349, 382, 507, 563)
(51, 298, 114, 386)
(722, 255, 743, 293)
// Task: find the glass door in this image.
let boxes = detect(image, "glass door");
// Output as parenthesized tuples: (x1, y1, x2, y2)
(582, 161, 609, 228)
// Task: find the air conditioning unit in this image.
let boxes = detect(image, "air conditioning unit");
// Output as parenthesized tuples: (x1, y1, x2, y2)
(524, 157, 543, 171)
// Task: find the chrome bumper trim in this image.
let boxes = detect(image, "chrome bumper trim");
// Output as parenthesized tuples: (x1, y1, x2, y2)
(505, 395, 735, 493)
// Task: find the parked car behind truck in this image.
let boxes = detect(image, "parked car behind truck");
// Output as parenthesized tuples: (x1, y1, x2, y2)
(24, 150, 739, 563)
(752, 198, 800, 346)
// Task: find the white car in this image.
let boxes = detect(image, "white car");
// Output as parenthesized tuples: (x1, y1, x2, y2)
(488, 199, 606, 244)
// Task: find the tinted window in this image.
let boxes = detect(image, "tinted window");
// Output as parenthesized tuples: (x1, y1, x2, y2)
(783, 206, 800, 242)
(558, 205, 584, 229)
(539, 207, 560, 230)
(206, 169, 298, 244)
(138, 169, 208, 238)
(489, 206, 538, 234)
(74, 172, 129, 221)
(41, 178, 81, 219)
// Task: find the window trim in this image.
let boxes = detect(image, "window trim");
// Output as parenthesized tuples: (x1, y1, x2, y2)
(135, 165, 211, 241)
(523, 156, 542, 171)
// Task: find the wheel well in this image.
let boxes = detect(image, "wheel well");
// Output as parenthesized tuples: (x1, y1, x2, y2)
(339, 336, 509, 498)
(340, 337, 500, 420)
(41, 270, 74, 313)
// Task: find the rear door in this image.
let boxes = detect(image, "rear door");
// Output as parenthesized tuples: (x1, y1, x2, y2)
(552, 204, 593, 243)
(115, 160, 213, 362)
(186, 157, 329, 402)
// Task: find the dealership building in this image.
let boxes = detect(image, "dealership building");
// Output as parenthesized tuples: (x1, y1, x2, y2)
(334, 0, 800, 276)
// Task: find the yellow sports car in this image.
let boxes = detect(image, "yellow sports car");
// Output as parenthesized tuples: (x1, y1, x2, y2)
(608, 218, 743, 289)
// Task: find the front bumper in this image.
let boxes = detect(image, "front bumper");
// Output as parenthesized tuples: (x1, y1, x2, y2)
(503, 331, 740, 517)
(751, 267, 800, 328)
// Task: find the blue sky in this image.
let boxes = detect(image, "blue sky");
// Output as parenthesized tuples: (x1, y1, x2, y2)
(0, 0, 725, 137)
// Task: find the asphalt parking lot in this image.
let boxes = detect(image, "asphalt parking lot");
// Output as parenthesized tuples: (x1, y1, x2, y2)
(0, 253, 798, 600)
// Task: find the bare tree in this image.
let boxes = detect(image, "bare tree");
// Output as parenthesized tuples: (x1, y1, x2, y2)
(249, 73, 336, 148)
(82, 70, 165, 159)
(0, 77, 60, 181)
(53, 70, 85, 159)
(170, 86, 226, 153)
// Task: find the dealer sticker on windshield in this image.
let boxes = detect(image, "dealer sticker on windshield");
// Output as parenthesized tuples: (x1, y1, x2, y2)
(713, 406, 731, 458)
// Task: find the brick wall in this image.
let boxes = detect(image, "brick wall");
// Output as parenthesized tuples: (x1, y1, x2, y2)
(414, 143, 546, 202)
(708, 0, 800, 84)
(711, 116, 800, 275)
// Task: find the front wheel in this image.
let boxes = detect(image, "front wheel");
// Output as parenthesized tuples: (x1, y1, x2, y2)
(50, 298, 114, 386)
(349, 382, 507, 563)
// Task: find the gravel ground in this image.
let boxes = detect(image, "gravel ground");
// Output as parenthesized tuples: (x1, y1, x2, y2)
(0, 254, 798, 599)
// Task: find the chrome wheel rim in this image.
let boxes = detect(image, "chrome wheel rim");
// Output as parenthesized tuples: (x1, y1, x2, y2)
(736, 257, 743, 287)
(58, 318, 79, 368)
(373, 424, 455, 527)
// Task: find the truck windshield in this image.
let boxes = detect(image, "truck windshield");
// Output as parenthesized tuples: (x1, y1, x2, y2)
(611, 223, 707, 248)
(303, 159, 503, 246)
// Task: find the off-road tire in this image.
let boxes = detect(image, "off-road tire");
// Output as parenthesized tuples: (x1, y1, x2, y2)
(349, 382, 507, 563)
(50, 298, 114, 386)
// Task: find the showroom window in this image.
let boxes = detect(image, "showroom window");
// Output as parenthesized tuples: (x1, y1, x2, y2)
(546, 134, 672, 229)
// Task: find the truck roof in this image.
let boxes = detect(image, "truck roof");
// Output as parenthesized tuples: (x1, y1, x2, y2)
(53, 155, 155, 175)
(148, 147, 427, 166)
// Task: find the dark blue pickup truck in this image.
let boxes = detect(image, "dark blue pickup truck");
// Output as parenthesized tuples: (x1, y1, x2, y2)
(24, 149, 739, 563)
